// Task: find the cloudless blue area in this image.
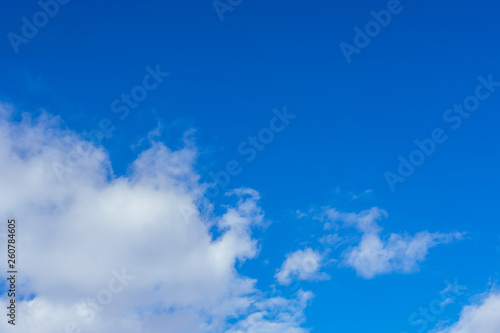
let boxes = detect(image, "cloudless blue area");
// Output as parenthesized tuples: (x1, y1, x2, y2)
(1, 0, 500, 331)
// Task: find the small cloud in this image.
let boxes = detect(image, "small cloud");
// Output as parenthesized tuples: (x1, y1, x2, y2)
(320, 233, 344, 247)
(320, 207, 465, 279)
(352, 189, 372, 199)
(333, 187, 373, 200)
(295, 210, 307, 219)
(275, 248, 329, 285)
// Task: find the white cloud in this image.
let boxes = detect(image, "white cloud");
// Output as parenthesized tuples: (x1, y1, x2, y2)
(0, 104, 310, 333)
(319, 233, 344, 247)
(322, 207, 464, 279)
(275, 248, 329, 285)
(226, 290, 313, 333)
(344, 230, 464, 279)
(433, 291, 500, 333)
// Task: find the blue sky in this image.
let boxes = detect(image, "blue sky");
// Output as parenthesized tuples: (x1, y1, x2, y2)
(1, 0, 500, 332)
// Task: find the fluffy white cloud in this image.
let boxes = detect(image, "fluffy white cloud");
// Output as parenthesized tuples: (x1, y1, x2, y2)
(275, 248, 329, 285)
(322, 207, 464, 279)
(434, 291, 500, 333)
(0, 104, 310, 333)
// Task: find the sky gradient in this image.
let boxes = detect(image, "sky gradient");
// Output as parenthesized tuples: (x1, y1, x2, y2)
(1, 0, 500, 332)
